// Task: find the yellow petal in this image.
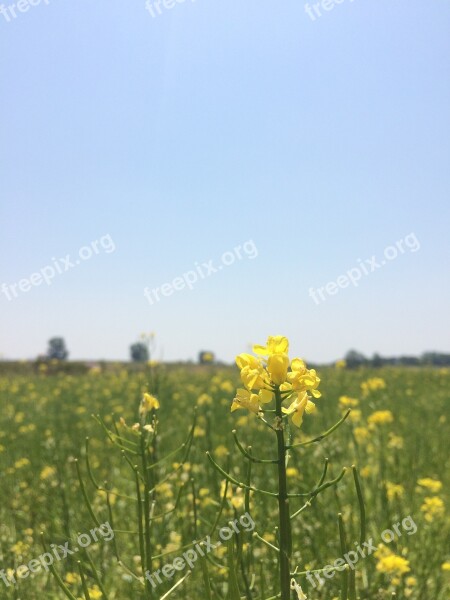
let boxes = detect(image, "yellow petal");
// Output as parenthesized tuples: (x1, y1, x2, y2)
(267, 353, 289, 385)
(259, 389, 274, 404)
(252, 345, 269, 356)
(291, 358, 306, 372)
(305, 400, 316, 414)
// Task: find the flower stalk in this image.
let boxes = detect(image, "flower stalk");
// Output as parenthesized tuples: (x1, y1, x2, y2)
(275, 385, 292, 599)
(223, 335, 353, 598)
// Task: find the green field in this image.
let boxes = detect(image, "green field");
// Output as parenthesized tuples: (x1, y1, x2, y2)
(0, 363, 449, 599)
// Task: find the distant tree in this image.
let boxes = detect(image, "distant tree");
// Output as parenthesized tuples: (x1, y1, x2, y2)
(47, 337, 68, 360)
(372, 353, 383, 368)
(344, 349, 367, 369)
(130, 342, 149, 363)
(421, 352, 450, 366)
(398, 356, 420, 366)
(199, 351, 215, 365)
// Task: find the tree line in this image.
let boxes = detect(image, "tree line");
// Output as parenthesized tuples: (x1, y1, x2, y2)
(343, 349, 450, 368)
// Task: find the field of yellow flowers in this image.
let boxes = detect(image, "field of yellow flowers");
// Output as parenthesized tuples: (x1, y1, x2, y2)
(0, 346, 449, 599)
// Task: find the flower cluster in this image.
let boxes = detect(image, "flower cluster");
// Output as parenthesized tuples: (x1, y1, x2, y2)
(420, 496, 445, 522)
(417, 477, 442, 493)
(361, 377, 386, 396)
(231, 335, 321, 427)
(139, 392, 160, 418)
(367, 410, 394, 426)
(385, 482, 405, 501)
(375, 544, 410, 579)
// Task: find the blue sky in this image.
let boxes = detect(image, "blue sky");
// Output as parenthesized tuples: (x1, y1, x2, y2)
(1, 0, 449, 363)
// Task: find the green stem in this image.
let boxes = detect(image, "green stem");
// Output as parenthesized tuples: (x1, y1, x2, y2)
(275, 387, 292, 600)
(140, 430, 153, 598)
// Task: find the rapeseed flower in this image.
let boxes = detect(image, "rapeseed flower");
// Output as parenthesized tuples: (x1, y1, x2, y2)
(231, 389, 267, 414)
(40, 466, 56, 480)
(139, 393, 159, 418)
(420, 496, 445, 522)
(253, 335, 289, 356)
(339, 396, 359, 408)
(87, 585, 102, 599)
(282, 391, 316, 428)
(417, 478, 442, 493)
(354, 427, 370, 443)
(233, 336, 320, 428)
(375, 545, 410, 577)
(367, 410, 394, 426)
(65, 572, 80, 585)
(388, 433, 404, 449)
(361, 377, 386, 396)
(386, 482, 405, 501)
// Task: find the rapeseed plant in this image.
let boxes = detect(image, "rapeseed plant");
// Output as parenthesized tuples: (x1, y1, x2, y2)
(208, 335, 359, 599)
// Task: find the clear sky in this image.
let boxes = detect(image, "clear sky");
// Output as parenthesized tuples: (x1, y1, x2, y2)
(1, 0, 449, 363)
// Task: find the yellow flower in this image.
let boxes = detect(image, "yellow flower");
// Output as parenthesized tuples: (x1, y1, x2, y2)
(286, 467, 300, 478)
(87, 585, 102, 599)
(15, 412, 25, 423)
(236, 415, 249, 427)
(367, 410, 394, 426)
(388, 433, 404, 449)
(361, 377, 386, 396)
(376, 552, 411, 577)
(197, 393, 212, 406)
(360, 466, 372, 478)
(193, 426, 206, 437)
(417, 478, 442, 493)
(139, 393, 160, 418)
(236, 353, 262, 370)
(238, 361, 269, 391)
(335, 359, 346, 369)
(386, 482, 405, 501)
(233, 336, 320, 424)
(14, 458, 31, 469)
(40, 466, 57, 480)
(215, 444, 229, 458)
(220, 481, 244, 510)
(65, 572, 80, 584)
(420, 496, 445, 522)
(231, 389, 260, 414)
(339, 396, 359, 408)
(283, 392, 316, 428)
(288, 359, 321, 398)
(348, 409, 362, 423)
(11, 540, 29, 556)
(253, 335, 289, 356)
(354, 427, 370, 443)
(267, 353, 290, 385)
(441, 561, 450, 571)
(220, 380, 234, 393)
